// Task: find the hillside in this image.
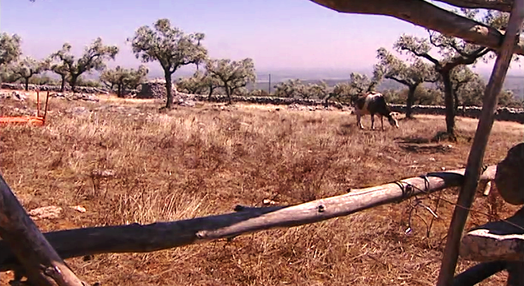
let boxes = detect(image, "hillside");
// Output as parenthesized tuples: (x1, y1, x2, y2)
(250, 75, 524, 99)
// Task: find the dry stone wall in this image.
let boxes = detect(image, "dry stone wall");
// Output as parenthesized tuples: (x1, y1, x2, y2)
(1, 83, 109, 94)
(136, 79, 176, 99)
(193, 95, 524, 124)
(388, 104, 524, 124)
(2, 81, 523, 124)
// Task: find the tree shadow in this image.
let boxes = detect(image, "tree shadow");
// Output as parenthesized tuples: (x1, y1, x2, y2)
(398, 143, 453, 154)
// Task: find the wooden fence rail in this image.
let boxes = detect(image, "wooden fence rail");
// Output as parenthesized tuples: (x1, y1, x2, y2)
(0, 166, 496, 276)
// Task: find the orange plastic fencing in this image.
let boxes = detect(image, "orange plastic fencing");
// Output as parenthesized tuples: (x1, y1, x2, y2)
(0, 90, 50, 126)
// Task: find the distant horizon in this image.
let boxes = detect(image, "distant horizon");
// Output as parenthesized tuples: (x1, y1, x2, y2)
(4, 0, 524, 81)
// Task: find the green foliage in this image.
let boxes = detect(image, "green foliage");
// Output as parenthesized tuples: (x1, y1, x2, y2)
(0, 33, 22, 67)
(128, 18, 207, 108)
(0, 65, 18, 83)
(49, 61, 70, 91)
(374, 47, 437, 87)
(100, 65, 148, 97)
(330, 82, 353, 102)
(305, 81, 328, 99)
(176, 71, 209, 95)
(52, 37, 119, 92)
(75, 77, 103, 88)
(28, 75, 57, 85)
(9, 56, 50, 90)
(349, 72, 378, 94)
(206, 58, 256, 101)
(249, 89, 270, 97)
(274, 79, 303, 97)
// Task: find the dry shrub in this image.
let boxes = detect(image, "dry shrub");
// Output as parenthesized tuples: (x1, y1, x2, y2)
(0, 94, 522, 285)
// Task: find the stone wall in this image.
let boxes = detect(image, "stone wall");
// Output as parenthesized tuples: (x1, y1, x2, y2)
(192, 94, 347, 109)
(0, 83, 109, 94)
(2, 81, 523, 124)
(191, 94, 524, 124)
(388, 104, 524, 124)
(136, 79, 176, 99)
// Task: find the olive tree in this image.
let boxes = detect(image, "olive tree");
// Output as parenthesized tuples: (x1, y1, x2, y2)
(49, 61, 69, 92)
(374, 47, 438, 118)
(129, 18, 207, 109)
(393, 9, 516, 137)
(100, 65, 148, 97)
(176, 70, 220, 98)
(274, 79, 303, 97)
(52, 38, 119, 92)
(0, 33, 21, 67)
(205, 58, 256, 103)
(9, 57, 50, 91)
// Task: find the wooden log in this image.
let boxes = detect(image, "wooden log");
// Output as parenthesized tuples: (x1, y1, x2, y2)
(0, 166, 492, 272)
(0, 175, 85, 286)
(452, 261, 507, 286)
(460, 206, 524, 262)
(436, 0, 524, 283)
(495, 143, 524, 205)
(309, 0, 524, 56)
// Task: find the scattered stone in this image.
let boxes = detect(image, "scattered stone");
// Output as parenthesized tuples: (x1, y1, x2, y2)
(28, 206, 62, 220)
(92, 169, 116, 178)
(66, 106, 90, 115)
(136, 79, 176, 99)
(70, 205, 87, 213)
(263, 199, 277, 205)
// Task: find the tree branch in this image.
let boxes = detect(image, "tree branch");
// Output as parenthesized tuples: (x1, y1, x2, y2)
(436, 0, 524, 283)
(309, 0, 524, 55)
(0, 166, 496, 273)
(433, 0, 513, 12)
(385, 75, 413, 87)
(0, 175, 85, 285)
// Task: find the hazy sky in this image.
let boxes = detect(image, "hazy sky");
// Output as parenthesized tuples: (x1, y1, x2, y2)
(2, 0, 523, 78)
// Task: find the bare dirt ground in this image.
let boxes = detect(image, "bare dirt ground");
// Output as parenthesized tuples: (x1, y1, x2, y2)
(1, 89, 523, 285)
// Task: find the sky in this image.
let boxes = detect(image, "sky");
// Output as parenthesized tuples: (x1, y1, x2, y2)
(2, 0, 524, 80)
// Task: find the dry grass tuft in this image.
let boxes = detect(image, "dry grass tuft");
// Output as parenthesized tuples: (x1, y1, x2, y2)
(1, 91, 523, 285)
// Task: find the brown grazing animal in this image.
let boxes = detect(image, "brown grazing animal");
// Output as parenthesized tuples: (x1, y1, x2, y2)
(353, 92, 399, 130)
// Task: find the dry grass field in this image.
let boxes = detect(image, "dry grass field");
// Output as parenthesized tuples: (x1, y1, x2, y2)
(1, 89, 523, 285)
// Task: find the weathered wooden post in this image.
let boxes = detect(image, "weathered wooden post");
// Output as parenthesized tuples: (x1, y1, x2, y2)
(0, 174, 85, 286)
(458, 143, 524, 285)
(436, 0, 524, 284)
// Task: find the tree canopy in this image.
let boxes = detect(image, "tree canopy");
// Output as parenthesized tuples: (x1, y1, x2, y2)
(176, 71, 212, 96)
(100, 65, 148, 97)
(205, 58, 256, 103)
(49, 61, 70, 92)
(52, 37, 119, 92)
(0, 33, 22, 67)
(274, 79, 303, 98)
(374, 47, 438, 117)
(128, 18, 208, 109)
(9, 57, 49, 91)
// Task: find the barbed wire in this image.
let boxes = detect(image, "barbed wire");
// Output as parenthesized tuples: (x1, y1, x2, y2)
(394, 172, 524, 235)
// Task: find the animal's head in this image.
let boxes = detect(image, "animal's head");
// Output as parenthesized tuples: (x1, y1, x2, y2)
(388, 113, 399, 128)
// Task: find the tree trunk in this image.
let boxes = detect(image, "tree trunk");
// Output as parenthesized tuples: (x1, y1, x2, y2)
(117, 84, 123, 98)
(208, 85, 215, 100)
(454, 92, 460, 115)
(24, 78, 30, 91)
(406, 85, 418, 118)
(324, 93, 334, 108)
(164, 72, 173, 109)
(225, 84, 231, 104)
(60, 76, 66, 92)
(70, 75, 79, 93)
(442, 70, 456, 137)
